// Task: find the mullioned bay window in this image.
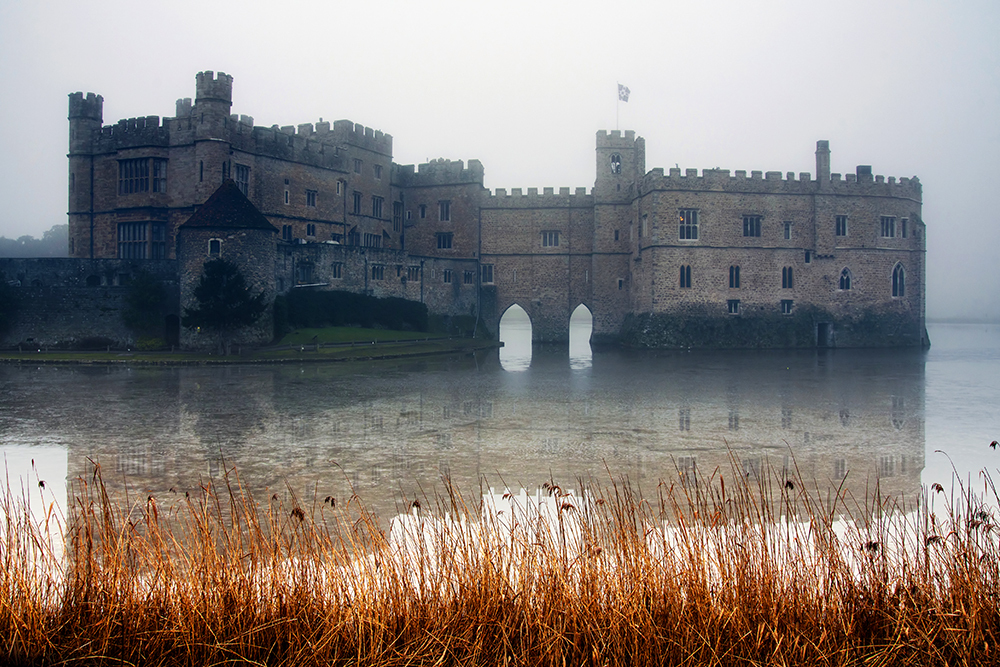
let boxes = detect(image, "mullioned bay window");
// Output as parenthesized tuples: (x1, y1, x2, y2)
(118, 158, 168, 195)
(117, 221, 166, 259)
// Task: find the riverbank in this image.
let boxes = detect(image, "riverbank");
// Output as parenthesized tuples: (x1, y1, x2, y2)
(0, 334, 500, 366)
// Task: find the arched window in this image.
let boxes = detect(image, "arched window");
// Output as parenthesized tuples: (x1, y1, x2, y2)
(892, 263, 905, 297)
(610, 154, 622, 174)
(839, 268, 852, 290)
(208, 238, 222, 257)
(782, 266, 794, 289)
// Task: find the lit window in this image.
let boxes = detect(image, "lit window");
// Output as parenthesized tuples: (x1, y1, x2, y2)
(729, 265, 740, 289)
(781, 299, 794, 314)
(436, 233, 453, 249)
(234, 164, 249, 196)
(839, 268, 852, 290)
(679, 209, 699, 240)
(881, 216, 896, 238)
(679, 265, 692, 288)
(743, 215, 761, 238)
(541, 231, 560, 247)
(727, 299, 740, 315)
(306, 190, 317, 207)
(892, 264, 905, 297)
(836, 215, 848, 237)
(481, 264, 494, 284)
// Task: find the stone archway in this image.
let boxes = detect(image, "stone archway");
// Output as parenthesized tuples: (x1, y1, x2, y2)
(499, 304, 532, 372)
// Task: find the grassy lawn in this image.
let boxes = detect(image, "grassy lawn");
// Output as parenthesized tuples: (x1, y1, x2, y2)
(0, 326, 496, 365)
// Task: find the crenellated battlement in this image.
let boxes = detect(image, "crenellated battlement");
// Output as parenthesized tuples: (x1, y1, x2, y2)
(247, 124, 346, 170)
(393, 158, 485, 187)
(483, 185, 593, 208)
(195, 70, 233, 103)
(640, 165, 921, 199)
(596, 129, 638, 148)
(68, 92, 103, 121)
(93, 115, 170, 150)
(331, 119, 393, 155)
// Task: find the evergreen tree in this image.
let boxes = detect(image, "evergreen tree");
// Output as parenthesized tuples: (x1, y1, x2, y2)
(182, 259, 266, 355)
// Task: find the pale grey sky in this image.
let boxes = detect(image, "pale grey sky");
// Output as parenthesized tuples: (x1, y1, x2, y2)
(0, 0, 997, 319)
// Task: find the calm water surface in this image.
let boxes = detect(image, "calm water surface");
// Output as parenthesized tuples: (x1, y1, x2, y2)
(2, 322, 999, 518)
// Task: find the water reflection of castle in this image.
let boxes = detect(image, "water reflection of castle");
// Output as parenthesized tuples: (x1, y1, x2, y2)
(22, 346, 925, 517)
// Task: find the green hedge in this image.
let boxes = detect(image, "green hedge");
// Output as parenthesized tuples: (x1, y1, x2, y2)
(275, 290, 428, 336)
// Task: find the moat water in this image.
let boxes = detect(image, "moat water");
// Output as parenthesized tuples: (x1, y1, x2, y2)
(1, 321, 999, 519)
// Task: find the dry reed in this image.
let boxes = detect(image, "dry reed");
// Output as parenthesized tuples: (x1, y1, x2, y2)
(1, 459, 998, 666)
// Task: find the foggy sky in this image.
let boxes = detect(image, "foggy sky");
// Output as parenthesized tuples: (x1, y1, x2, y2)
(0, 0, 997, 320)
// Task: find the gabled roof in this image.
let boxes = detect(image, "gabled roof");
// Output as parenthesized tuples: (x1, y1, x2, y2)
(180, 180, 278, 232)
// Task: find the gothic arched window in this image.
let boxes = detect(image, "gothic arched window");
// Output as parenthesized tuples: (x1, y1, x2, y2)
(610, 154, 622, 174)
(892, 263, 905, 297)
(839, 268, 852, 290)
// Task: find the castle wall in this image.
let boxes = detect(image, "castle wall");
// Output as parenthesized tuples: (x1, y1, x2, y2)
(479, 188, 595, 342)
(0, 258, 179, 348)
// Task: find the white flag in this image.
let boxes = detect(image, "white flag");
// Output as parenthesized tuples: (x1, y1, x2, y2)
(618, 84, 630, 102)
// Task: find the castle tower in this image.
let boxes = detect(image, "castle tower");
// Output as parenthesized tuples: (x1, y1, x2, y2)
(194, 70, 233, 120)
(590, 130, 645, 342)
(192, 71, 235, 201)
(68, 92, 104, 258)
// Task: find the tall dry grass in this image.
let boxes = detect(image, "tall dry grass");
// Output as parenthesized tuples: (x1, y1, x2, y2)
(1, 459, 998, 666)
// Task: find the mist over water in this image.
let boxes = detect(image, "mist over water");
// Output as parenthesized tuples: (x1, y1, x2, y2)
(0, 323, 997, 518)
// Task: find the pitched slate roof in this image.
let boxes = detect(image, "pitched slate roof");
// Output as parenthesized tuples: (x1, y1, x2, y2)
(180, 180, 278, 232)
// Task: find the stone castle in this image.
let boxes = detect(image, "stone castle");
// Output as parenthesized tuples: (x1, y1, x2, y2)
(5, 70, 927, 349)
